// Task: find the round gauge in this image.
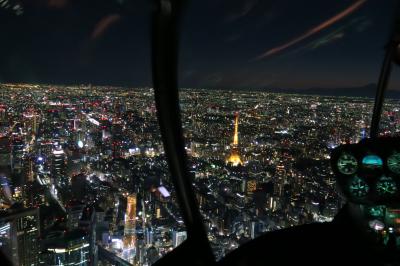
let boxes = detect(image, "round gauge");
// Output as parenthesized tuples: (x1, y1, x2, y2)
(337, 153, 358, 175)
(362, 154, 383, 170)
(367, 205, 385, 217)
(348, 176, 369, 198)
(388, 152, 400, 174)
(376, 176, 397, 196)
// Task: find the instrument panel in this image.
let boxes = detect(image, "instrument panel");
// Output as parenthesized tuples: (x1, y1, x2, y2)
(331, 137, 400, 206)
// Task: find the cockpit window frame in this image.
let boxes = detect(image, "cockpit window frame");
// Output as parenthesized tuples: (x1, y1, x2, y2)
(151, 0, 215, 264)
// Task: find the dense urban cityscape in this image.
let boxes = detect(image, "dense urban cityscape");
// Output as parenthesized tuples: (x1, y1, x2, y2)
(0, 83, 398, 265)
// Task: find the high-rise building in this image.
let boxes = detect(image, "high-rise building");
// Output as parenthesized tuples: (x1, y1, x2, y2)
(23, 110, 40, 136)
(0, 207, 40, 266)
(275, 163, 286, 197)
(0, 137, 10, 167)
(10, 137, 24, 175)
(51, 146, 67, 187)
(123, 194, 137, 262)
(226, 112, 243, 166)
(0, 176, 13, 206)
(144, 227, 154, 246)
(67, 202, 85, 230)
(41, 229, 90, 266)
(172, 230, 187, 248)
(23, 154, 34, 183)
(250, 221, 266, 239)
(79, 206, 98, 266)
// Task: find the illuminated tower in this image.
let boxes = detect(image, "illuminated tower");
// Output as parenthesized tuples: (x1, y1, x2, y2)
(123, 194, 137, 255)
(226, 112, 243, 166)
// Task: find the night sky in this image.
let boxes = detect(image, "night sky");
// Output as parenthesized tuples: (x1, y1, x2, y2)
(0, 0, 399, 91)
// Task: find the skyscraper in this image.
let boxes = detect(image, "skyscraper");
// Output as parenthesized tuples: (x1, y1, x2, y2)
(10, 137, 24, 175)
(51, 146, 67, 187)
(0, 137, 10, 167)
(23, 110, 40, 136)
(172, 230, 187, 248)
(66, 201, 85, 230)
(123, 194, 137, 262)
(41, 229, 90, 266)
(10, 136, 26, 188)
(0, 207, 40, 266)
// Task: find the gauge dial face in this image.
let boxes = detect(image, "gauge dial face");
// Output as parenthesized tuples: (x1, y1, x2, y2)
(388, 152, 400, 174)
(348, 176, 369, 198)
(362, 154, 383, 169)
(337, 153, 358, 175)
(367, 205, 385, 217)
(376, 176, 397, 196)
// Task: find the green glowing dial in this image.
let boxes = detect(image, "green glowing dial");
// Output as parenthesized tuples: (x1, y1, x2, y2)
(349, 176, 369, 198)
(388, 152, 400, 174)
(337, 153, 358, 175)
(367, 205, 385, 217)
(376, 176, 397, 196)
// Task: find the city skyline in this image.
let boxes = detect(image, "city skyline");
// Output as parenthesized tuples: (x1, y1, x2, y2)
(0, 83, 398, 265)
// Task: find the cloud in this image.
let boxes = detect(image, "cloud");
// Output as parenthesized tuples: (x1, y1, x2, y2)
(309, 31, 344, 50)
(252, 0, 366, 61)
(288, 16, 372, 55)
(91, 14, 122, 40)
(355, 18, 372, 32)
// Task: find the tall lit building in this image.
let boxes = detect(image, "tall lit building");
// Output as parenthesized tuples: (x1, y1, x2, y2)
(172, 230, 187, 248)
(23, 154, 34, 183)
(41, 230, 90, 266)
(144, 227, 154, 246)
(51, 146, 67, 187)
(10, 136, 25, 187)
(10, 136, 24, 174)
(226, 112, 243, 166)
(23, 110, 40, 135)
(0, 208, 40, 266)
(0, 176, 13, 205)
(123, 194, 137, 261)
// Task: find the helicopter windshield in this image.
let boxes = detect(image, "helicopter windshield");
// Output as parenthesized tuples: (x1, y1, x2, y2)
(178, 0, 397, 260)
